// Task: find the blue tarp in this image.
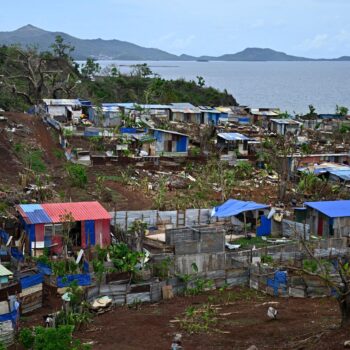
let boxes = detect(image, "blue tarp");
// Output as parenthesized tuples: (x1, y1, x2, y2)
(267, 271, 287, 296)
(304, 200, 350, 218)
(329, 170, 350, 181)
(0, 249, 7, 256)
(57, 274, 91, 288)
(0, 308, 18, 326)
(212, 199, 269, 218)
(256, 215, 272, 236)
(83, 261, 89, 274)
(120, 127, 138, 134)
(20, 274, 43, 289)
(0, 229, 9, 242)
(37, 262, 52, 276)
(11, 247, 24, 262)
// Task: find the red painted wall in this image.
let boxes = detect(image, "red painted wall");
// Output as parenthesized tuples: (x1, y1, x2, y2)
(81, 221, 86, 249)
(35, 224, 44, 241)
(94, 219, 111, 247)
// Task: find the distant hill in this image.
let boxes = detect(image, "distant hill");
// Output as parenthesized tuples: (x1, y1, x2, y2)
(0, 25, 182, 60)
(200, 48, 311, 61)
(0, 25, 349, 61)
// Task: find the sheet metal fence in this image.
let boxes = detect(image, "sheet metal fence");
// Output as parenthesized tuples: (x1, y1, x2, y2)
(110, 209, 223, 231)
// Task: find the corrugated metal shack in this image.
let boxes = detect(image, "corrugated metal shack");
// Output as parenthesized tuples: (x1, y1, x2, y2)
(0, 281, 21, 347)
(19, 271, 43, 314)
(16, 201, 112, 256)
(150, 129, 189, 156)
(302, 200, 350, 238)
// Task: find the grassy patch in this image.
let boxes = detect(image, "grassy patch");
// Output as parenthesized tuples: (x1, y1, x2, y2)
(53, 149, 65, 160)
(0, 202, 8, 214)
(14, 143, 47, 173)
(230, 237, 270, 249)
(180, 304, 218, 334)
(25, 150, 46, 173)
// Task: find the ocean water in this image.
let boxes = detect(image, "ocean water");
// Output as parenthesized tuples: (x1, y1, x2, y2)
(94, 60, 350, 114)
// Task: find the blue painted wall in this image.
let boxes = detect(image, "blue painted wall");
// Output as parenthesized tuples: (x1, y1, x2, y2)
(176, 136, 188, 152)
(85, 220, 95, 246)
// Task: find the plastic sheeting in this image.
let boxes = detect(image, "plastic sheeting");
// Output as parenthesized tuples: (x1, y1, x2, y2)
(10, 248, 24, 262)
(0, 309, 18, 327)
(267, 271, 288, 296)
(37, 262, 52, 276)
(0, 230, 9, 242)
(212, 199, 269, 218)
(256, 216, 272, 236)
(20, 274, 43, 290)
(305, 200, 350, 218)
(57, 274, 91, 288)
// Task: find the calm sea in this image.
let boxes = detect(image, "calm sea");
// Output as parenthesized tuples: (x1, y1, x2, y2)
(93, 60, 350, 114)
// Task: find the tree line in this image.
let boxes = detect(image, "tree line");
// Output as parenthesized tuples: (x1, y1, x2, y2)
(0, 36, 236, 111)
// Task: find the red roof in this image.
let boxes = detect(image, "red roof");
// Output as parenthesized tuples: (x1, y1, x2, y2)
(41, 201, 111, 223)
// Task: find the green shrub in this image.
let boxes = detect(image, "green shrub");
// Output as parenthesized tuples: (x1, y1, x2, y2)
(261, 255, 273, 264)
(19, 325, 90, 350)
(66, 164, 88, 188)
(53, 149, 65, 160)
(19, 328, 35, 349)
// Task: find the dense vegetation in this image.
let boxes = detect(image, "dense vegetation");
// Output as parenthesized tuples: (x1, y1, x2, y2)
(0, 38, 237, 111)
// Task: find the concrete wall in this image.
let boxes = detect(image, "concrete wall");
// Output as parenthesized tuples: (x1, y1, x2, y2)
(282, 219, 310, 240)
(168, 227, 225, 255)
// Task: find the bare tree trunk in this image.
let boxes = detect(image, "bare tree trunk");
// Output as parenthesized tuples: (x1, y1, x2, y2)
(339, 294, 350, 327)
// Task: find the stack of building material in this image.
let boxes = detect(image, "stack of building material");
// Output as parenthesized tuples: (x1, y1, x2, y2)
(19, 272, 43, 314)
(0, 281, 21, 347)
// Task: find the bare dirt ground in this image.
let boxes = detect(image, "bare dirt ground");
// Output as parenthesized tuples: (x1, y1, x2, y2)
(68, 288, 347, 350)
(0, 113, 154, 211)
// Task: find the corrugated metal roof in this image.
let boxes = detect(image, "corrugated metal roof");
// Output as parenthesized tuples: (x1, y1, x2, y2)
(198, 106, 220, 113)
(41, 202, 111, 223)
(298, 162, 350, 175)
(102, 106, 121, 112)
(102, 103, 171, 110)
(271, 118, 301, 125)
(151, 128, 188, 137)
(170, 103, 196, 109)
(217, 133, 251, 141)
(43, 99, 81, 106)
(17, 202, 111, 224)
(17, 204, 53, 225)
(171, 108, 201, 113)
(0, 264, 13, 277)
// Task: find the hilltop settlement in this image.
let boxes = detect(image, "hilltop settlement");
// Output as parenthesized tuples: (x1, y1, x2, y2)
(0, 39, 350, 349)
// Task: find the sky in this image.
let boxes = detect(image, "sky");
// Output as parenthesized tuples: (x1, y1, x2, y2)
(1, 0, 350, 58)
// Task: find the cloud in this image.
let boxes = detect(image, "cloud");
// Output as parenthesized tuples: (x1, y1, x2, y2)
(297, 29, 350, 53)
(149, 33, 196, 52)
(301, 34, 330, 50)
(251, 19, 266, 29)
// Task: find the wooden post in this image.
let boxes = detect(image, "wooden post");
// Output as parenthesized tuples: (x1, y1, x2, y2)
(244, 212, 247, 237)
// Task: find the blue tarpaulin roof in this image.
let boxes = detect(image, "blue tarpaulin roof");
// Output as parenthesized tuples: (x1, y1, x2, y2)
(329, 170, 350, 181)
(304, 200, 350, 218)
(212, 199, 269, 218)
